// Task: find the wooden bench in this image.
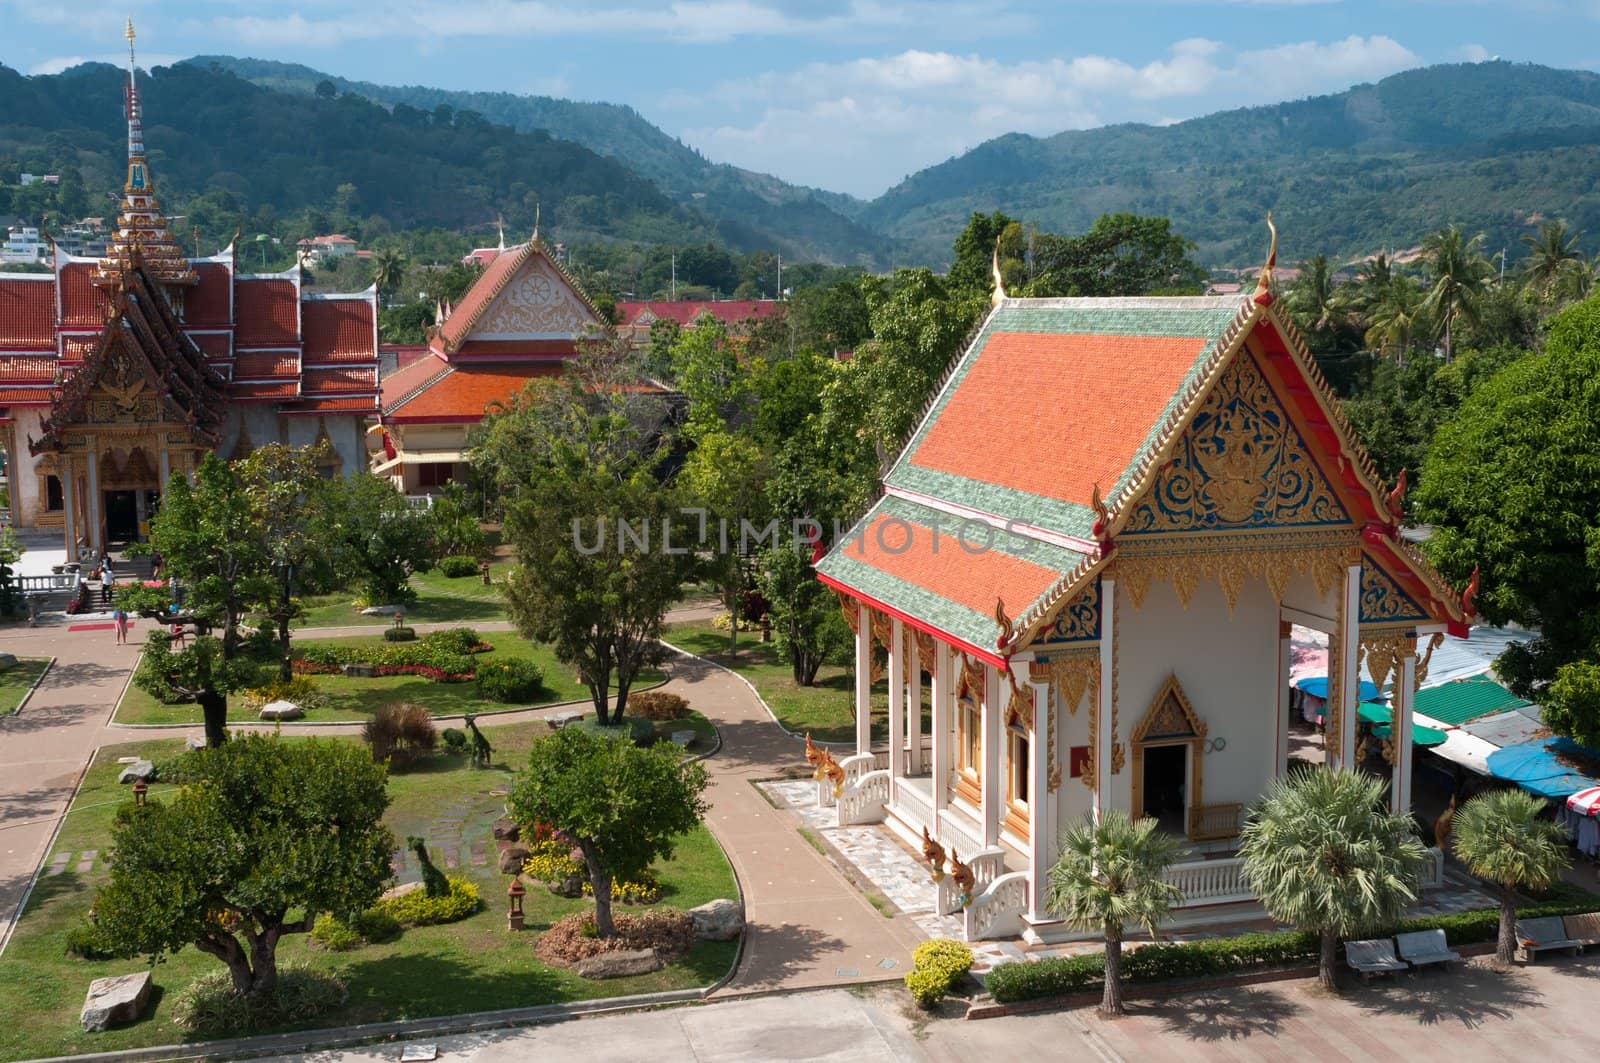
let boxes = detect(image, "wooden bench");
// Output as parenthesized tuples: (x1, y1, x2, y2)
(1517, 916, 1583, 963)
(1562, 912, 1600, 949)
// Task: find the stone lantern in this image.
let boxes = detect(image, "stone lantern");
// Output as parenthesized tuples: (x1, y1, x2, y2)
(132, 778, 148, 808)
(507, 877, 526, 931)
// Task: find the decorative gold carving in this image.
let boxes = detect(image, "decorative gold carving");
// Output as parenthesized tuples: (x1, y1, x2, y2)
(474, 257, 597, 336)
(1004, 668, 1033, 731)
(1117, 543, 1347, 614)
(949, 850, 976, 909)
(1132, 675, 1207, 743)
(1416, 632, 1444, 688)
(957, 653, 986, 703)
(994, 596, 1016, 649)
(804, 733, 822, 771)
(1360, 559, 1429, 623)
(867, 609, 891, 684)
(1040, 580, 1099, 642)
(913, 630, 936, 677)
(1360, 634, 1411, 697)
(1111, 590, 1124, 775)
(921, 827, 947, 882)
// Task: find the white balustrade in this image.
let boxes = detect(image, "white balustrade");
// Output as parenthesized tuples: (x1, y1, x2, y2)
(836, 769, 890, 826)
(18, 572, 80, 594)
(964, 871, 1030, 941)
(937, 846, 1008, 915)
(891, 776, 934, 831)
(839, 752, 887, 788)
(935, 808, 985, 869)
(1163, 856, 1254, 907)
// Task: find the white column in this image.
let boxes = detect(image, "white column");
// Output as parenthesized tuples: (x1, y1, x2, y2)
(1392, 649, 1417, 814)
(85, 448, 101, 556)
(854, 603, 872, 756)
(61, 463, 77, 557)
(1027, 675, 1051, 920)
(931, 642, 950, 816)
(1095, 577, 1117, 819)
(888, 618, 905, 778)
(1337, 564, 1361, 768)
(158, 447, 171, 486)
(907, 645, 924, 775)
(981, 662, 1002, 848)
(1275, 618, 1292, 780)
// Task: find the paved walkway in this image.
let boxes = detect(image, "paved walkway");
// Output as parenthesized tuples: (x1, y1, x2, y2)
(0, 607, 922, 992)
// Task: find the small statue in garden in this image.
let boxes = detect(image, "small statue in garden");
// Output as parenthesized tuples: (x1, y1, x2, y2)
(408, 836, 448, 898)
(949, 849, 975, 909)
(463, 713, 493, 769)
(804, 733, 822, 771)
(817, 749, 845, 798)
(921, 826, 946, 882)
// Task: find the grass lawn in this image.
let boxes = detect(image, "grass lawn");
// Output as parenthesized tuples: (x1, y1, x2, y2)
(0, 730, 737, 1061)
(113, 635, 666, 726)
(0, 656, 52, 717)
(294, 562, 516, 629)
(663, 622, 929, 744)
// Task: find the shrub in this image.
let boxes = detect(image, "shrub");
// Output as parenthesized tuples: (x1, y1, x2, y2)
(441, 728, 468, 754)
(478, 658, 545, 703)
(567, 715, 655, 745)
(375, 875, 481, 926)
(905, 939, 975, 1008)
(362, 702, 438, 767)
(63, 922, 117, 960)
(439, 554, 480, 578)
(351, 907, 402, 944)
(310, 913, 362, 952)
(710, 611, 754, 632)
(294, 636, 484, 679)
(240, 675, 328, 715)
(986, 953, 1104, 1003)
(383, 626, 417, 642)
(582, 869, 664, 905)
(629, 691, 690, 721)
(422, 627, 488, 656)
(523, 837, 584, 883)
(169, 964, 348, 1036)
(535, 908, 695, 968)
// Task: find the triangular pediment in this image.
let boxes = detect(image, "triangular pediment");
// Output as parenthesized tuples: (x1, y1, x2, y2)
(1133, 674, 1207, 743)
(1121, 347, 1351, 535)
(471, 254, 601, 340)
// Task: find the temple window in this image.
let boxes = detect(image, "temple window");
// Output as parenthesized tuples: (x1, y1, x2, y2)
(43, 475, 63, 512)
(1007, 725, 1030, 809)
(417, 462, 454, 489)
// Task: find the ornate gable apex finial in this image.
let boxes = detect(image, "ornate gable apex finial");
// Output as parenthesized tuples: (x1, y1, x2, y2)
(990, 239, 1007, 308)
(1253, 212, 1277, 307)
(532, 203, 541, 245)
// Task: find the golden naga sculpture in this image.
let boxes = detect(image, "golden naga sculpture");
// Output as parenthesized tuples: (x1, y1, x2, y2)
(994, 596, 1015, 649)
(991, 239, 1007, 307)
(822, 750, 846, 798)
(921, 826, 947, 882)
(804, 732, 823, 771)
(949, 849, 976, 909)
(1253, 212, 1278, 306)
(1090, 480, 1111, 540)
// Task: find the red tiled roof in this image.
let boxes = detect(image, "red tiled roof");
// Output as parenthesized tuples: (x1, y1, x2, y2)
(189, 332, 232, 358)
(58, 263, 110, 326)
(0, 386, 55, 405)
(436, 241, 603, 354)
(380, 352, 452, 411)
(62, 335, 97, 360)
(232, 380, 298, 400)
(235, 279, 299, 347)
(0, 356, 60, 383)
(285, 395, 378, 414)
(0, 278, 55, 349)
(303, 297, 375, 364)
(303, 366, 377, 394)
(616, 300, 780, 327)
(235, 352, 299, 378)
(909, 332, 1208, 511)
(850, 511, 1061, 620)
(185, 263, 232, 327)
(385, 364, 562, 422)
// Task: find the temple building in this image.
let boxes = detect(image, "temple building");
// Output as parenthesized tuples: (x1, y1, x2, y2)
(814, 254, 1475, 940)
(371, 235, 607, 495)
(0, 22, 378, 553)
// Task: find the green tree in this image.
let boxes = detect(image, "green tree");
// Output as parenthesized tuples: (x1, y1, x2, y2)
(1452, 789, 1570, 964)
(93, 734, 394, 995)
(508, 727, 707, 938)
(370, 246, 408, 298)
(1045, 811, 1185, 1016)
(1026, 213, 1205, 299)
(328, 473, 439, 606)
(238, 443, 335, 682)
(149, 455, 263, 660)
(1239, 767, 1427, 991)
(1420, 225, 1492, 362)
(682, 429, 770, 655)
(1361, 273, 1427, 364)
(947, 211, 1022, 296)
(132, 632, 257, 747)
(0, 527, 25, 618)
(1521, 219, 1584, 299)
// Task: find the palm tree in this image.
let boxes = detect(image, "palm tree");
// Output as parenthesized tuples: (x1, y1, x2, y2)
(1045, 811, 1185, 1016)
(1420, 226, 1491, 363)
(1452, 789, 1570, 965)
(1521, 219, 1584, 299)
(1287, 255, 1346, 336)
(1362, 274, 1426, 366)
(371, 247, 408, 301)
(1239, 767, 1427, 991)
(1555, 251, 1600, 305)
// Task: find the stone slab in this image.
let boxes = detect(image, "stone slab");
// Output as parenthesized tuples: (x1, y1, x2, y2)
(669, 730, 697, 748)
(117, 761, 154, 784)
(573, 948, 661, 979)
(258, 700, 303, 721)
(80, 970, 152, 1032)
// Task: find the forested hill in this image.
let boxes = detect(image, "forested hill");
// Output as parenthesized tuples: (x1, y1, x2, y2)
(864, 61, 1600, 267)
(186, 55, 886, 266)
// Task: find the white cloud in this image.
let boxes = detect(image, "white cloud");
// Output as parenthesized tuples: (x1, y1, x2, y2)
(1454, 43, 1493, 62)
(678, 35, 1422, 196)
(29, 52, 183, 76)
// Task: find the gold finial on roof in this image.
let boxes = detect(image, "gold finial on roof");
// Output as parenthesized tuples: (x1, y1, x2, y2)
(1253, 212, 1278, 306)
(532, 203, 541, 244)
(990, 239, 1006, 307)
(126, 17, 136, 49)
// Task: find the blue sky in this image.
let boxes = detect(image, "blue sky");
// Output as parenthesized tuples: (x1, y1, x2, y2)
(6, 1, 1600, 198)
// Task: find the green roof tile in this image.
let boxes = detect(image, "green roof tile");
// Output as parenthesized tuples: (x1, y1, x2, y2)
(1413, 675, 1530, 727)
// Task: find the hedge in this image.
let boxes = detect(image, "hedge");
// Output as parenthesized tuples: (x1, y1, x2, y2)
(906, 939, 976, 1008)
(985, 900, 1600, 1004)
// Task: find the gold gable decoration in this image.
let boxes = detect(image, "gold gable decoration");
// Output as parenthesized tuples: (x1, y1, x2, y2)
(1132, 674, 1207, 745)
(1117, 539, 1347, 615)
(474, 258, 598, 337)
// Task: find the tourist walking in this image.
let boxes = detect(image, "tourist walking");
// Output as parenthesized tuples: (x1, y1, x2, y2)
(99, 564, 114, 606)
(113, 607, 130, 645)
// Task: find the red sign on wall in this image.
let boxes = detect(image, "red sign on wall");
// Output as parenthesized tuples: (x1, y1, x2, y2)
(1070, 745, 1091, 778)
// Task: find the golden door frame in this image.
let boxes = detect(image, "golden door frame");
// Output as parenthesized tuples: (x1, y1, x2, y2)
(1129, 673, 1208, 826)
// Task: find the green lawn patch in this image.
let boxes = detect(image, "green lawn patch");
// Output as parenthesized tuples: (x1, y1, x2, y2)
(0, 656, 52, 717)
(294, 562, 516, 630)
(0, 735, 738, 1061)
(113, 635, 665, 725)
(663, 621, 928, 744)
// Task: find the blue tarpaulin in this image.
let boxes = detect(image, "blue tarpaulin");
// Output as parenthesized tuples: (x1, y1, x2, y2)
(1485, 737, 1600, 799)
(1295, 677, 1381, 702)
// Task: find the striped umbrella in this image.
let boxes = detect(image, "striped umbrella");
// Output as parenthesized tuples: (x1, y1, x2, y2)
(1566, 786, 1600, 818)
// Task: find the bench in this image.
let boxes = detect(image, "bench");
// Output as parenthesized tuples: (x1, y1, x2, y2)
(1345, 938, 1408, 981)
(1517, 916, 1583, 963)
(1562, 912, 1600, 949)
(1396, 929, 1463, 971)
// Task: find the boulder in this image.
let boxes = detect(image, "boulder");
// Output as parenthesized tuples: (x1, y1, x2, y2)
(341, 662, 376, 678)
(491, 817, 520, 842)
(548, 874, 585, 898)
(184, 735, 206, 751)
(573, 948, 661, 979)
(258, 700, 303, 721)
(381, 881, 424, 902)
(360, 605, 404, 616)
(496, 843, 530, 875)
(546, 710, 585, 730)
(669, 730, 697, 748)
(688, 898, 744, 941)
(117, 760, 154, 785)
(0, 652, 17, 671)
(80, 971, 152, 1032)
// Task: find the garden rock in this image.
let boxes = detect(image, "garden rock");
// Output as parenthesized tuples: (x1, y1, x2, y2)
(117, 760, 154, 784)
(258, 700, 303, 721)
(79, 971, 152, 1032)
(573, 948, 661, 979)
(496, 842, 530, 875)
(688, 898, 744, 941)
(381, 881, 424, 902)
(0, 652, 17, 671)
(360, 605, 404, 616)
(548, 873, 585, 898)
(184, 735, 205, 750)
(341, 662, 376, 678)
(669, 730, 696, 748)
(491, 817, 520, 842)
(546, 710, 585, 730)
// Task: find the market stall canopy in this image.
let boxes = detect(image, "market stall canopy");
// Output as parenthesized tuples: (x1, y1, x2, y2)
(1568, 786, 1600, 818)
(1486, 736, 1600, 800)
(1371, 722, 1448, 748)
(1296, 677, 1380, 702)
(1413, 675, 1530, 727)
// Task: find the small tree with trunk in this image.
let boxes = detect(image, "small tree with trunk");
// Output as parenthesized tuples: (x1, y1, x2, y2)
(328, 472, 439, 606)
(93, 734, 394, 996)
(1452, 788, 1571, 965)
(1240, 766, 1427, 991)
(131, 632, 257, 747)
(508, 727, 707, 938)
(1046, 810, 1184, 1017)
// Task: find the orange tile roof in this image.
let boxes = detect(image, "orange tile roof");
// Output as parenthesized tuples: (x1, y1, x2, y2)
(0, 279, 55, 349)
(384, 364, 563, 422)
(235, 279, 298, 347)
(851, 511, 1061, 620)
(232, 381, 298, 400)
(0, 386, 55, 405)
(185, 264, 232, 326)
(379, 351, 452, 411)
(0, 356, 60, 382)
(58, 263, 110, 326)
(909, 331, 1208, 512)
(286, 395, 377, 414)
(190, 332, 232, 358)
(235, 352, 299, 378)
(303, 298, 375, 364)
(303, 366, 377, 394)
(62, 335, 97, 360)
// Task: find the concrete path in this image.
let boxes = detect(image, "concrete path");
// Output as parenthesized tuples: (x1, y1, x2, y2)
(0, 604, 923, 994)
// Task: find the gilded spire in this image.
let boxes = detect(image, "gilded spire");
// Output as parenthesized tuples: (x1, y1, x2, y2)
(96, 18, 196, 290)
(1252, 212, 1277, 306)
(990, 239, 1007, 307)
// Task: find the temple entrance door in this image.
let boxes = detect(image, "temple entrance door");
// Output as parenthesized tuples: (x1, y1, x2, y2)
(104, 490, 138, 544)
(1141, 743, 1188, 837)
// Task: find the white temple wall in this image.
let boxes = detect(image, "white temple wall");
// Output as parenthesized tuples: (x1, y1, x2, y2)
(9, 408, 46, 525)
(1053, 685, 1094, 829)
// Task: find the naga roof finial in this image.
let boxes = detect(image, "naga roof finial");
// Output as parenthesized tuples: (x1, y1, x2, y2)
(991, 238, 1007, 307)
(1253, 211, 1278, 306)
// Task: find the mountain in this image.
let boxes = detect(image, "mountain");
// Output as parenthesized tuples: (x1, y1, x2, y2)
(187, 55, 887, 266)
(864, 62, 1600, 267)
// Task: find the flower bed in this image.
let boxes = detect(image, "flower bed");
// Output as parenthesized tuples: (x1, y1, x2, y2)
(534, 908, 695, 968)
(292, 627, 494, 684)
